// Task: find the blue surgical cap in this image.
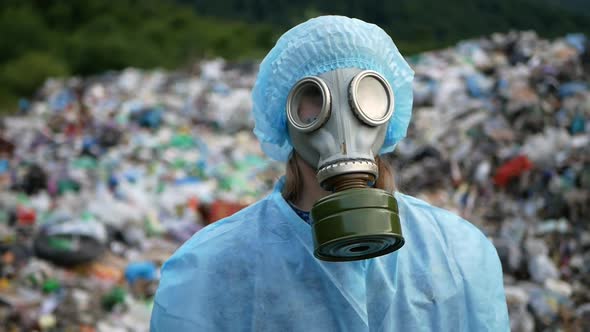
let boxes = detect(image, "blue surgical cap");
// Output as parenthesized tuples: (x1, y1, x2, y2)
(252, 15, 415, 161)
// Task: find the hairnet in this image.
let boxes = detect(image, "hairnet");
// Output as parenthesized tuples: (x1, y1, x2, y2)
(252, 15, 415, 161)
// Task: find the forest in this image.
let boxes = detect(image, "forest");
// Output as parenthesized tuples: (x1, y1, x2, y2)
(1, 0, 588, 112)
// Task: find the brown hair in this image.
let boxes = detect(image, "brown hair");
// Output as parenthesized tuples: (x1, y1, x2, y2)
(282, 153, 395, 202)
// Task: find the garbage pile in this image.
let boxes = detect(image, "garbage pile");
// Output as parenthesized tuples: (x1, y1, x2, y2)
(393, 31, 589, 331)
(0, 60, 284, 331)
(0, 31, 588, 331)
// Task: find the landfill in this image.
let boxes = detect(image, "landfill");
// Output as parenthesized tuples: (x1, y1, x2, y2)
(0, 31, 588, 331)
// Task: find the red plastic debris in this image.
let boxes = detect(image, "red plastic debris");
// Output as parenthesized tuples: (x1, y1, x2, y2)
(16, 206, 37, 226)
(493, 155, 533, 187)
(207, 200, 247, 224)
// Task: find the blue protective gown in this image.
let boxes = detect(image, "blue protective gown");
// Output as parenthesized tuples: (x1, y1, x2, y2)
(151, 179, 509, 331)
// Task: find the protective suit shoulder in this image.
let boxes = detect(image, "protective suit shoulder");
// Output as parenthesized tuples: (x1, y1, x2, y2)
(394, 192, 509, 331)
(394, 191, 491, 250)
(150, 197, 273, 331)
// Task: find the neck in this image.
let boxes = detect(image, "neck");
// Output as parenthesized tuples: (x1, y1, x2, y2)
(290, 155, 331, 212)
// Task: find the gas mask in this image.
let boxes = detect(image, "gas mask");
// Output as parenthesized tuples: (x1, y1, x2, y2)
(287, 68, 405, 261)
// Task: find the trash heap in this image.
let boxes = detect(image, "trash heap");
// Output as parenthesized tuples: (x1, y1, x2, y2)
(0, 31, 588, 331)
(392, 31, 589, 332)
(0, 60, 284, 331)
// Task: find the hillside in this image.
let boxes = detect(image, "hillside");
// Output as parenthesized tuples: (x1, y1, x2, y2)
(1, 0, 589, 112)
(187, 0, 590, 53)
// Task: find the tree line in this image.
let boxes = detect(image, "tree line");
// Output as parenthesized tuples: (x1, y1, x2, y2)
(1, 0, 588, 113)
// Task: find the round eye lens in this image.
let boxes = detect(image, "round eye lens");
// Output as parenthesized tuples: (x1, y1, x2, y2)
(356, 76, 389, 120)
(287, 77, 331, 132)
(297, 84, 323, 125)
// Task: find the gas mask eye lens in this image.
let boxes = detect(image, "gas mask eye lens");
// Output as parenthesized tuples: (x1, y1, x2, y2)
(349, 71, 394, 126)
(287, 77, 331, 132)
(357, 76, 388, 119)
(298, 85, 323, 124)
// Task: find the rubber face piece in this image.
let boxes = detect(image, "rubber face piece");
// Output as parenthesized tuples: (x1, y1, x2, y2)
(311, 188, 404, 261)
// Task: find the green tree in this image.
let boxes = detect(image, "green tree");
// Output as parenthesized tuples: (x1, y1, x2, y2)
(0, 52, 69, 96)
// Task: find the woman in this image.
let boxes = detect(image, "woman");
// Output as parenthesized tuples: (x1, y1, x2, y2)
(151, 16, 509, 331)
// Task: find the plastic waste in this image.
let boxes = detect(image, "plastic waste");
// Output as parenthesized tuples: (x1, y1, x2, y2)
(0, 30, 588, 330)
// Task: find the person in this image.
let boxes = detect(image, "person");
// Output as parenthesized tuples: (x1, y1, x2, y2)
(150, 16, 509, 331)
